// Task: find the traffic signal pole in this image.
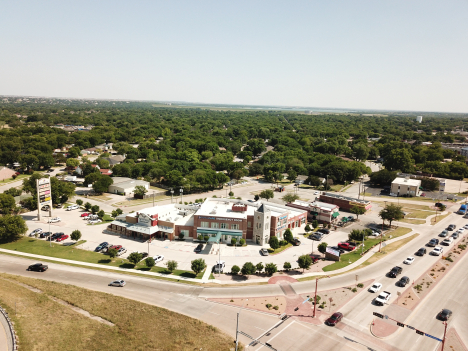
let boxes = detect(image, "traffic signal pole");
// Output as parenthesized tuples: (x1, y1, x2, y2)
(442, 321, 447, 351)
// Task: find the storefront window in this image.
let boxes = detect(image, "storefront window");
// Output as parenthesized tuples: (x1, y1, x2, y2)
(211, 222, 219, 229)
(231, 224, 239, 230)
(201, 221, 209, 228)
(220, 223, 227, 229)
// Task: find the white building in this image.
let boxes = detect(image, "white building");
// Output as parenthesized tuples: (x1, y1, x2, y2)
(416, 116, 423, 123)
(108, 177, 149, 195)
(390, 177, 421, 197)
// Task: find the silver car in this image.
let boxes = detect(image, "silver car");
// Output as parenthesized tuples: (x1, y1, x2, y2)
(260, 248, 269, 256)
(108, 280, 126, 287)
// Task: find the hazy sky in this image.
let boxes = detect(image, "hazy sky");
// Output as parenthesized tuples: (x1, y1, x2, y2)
(1, 1, 468, 112)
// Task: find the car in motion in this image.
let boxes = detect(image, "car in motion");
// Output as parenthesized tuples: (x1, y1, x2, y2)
(195, 244, 204, 253)
(66, 204, 79, 211)
(56, 234, 69, 242)
(437, 309, 452, 321)
(374, 291, 391, 306)
(415, 248, 426, 256)
(28, 263, 48, 272)
(431, 246, 443, 256)
(325, 312, 343, 326)
(427, 238, 439, 247)
(338, 242, 356, 251)
(108, 280, 126, 287)
(403, 257, 415, 265)
(368, 283, 382, 293)
(292, 238, 301, 246)
(398, 276, 410, 287)
(388, 266, 402, 278)
(48, 217, 61, 223)
(152, 255, 164, 263)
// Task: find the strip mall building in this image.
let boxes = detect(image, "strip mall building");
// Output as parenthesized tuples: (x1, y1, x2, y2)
(107, 198, 307, 246)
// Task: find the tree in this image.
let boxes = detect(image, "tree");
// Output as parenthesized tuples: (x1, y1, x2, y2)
(0, 193, 16, 214)
(191, 259, 206, 275)
(256, 262, 264, 273)
(283, 228, 294, 243)
(379, 203, 404, 227)
(297, 254, 313, 272)
(229, 191, 234, 197)
(287, 169, 297, 182)
(108, 248, 118, 258)
(239, 238, 245, 246)
(134, 185, 147, 196)
(93, 175, 113, 194)
(384, 148, 414, 172)
(350, 205, 366, 219)
(91, 205, 100, 214)
(66, 158, 80, 168)
(254, 194, 260, 201)
(283, 262, 291, 271)
(264, 263, 278, 276)
(269, 236, 279, 250)
(318, 242, 328, 254)
(70, 230, 82, 241)
(231, 265, 240, 275)
(369, 169, 398, 186)
(68, 146, 81, 158)
(348, 229, 366, 242)
(98, 210, 105, 219)
(231, 237, 237, 246)
(178, 232, 185, 240)
(4, 188, 22, 197)
(259, 189, 274, 201)
(165, 260, 178, 272)
(76, 199, 83, 206)
(241, 262, 256, 275)
(312, 220, 319, 229)
(0, 215, 27, 243)
(282, 193, 299, 204)
(84, 202, 92, 211)
(145, 257, 155, 269)
(128, 252, 143, 265)
(111, 208, 123, 218)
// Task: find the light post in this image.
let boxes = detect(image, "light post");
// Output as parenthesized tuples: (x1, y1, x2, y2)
(170, 188, 174, 204)
(442, 321, 448, 351)
(361, 230, 365, 255)
(49, 220, 51, 247)
(326, 174, 329, 192)
(313, 276, 330, 318)
(235, 299, 248, 351)
(180, 187, 183, 204)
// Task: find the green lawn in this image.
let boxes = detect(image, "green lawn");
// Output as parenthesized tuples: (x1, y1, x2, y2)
(0, 174, 29, 184)
(268, 243, 292, 255)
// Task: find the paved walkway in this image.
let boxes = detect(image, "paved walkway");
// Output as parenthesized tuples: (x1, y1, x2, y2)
(0, 307, 14, 351)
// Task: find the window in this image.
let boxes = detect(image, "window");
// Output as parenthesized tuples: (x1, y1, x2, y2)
(265, 223, 269, 230)
(231, 224, 239, 230)
(201, 221, 209, 228)
(248, 221, 252, 228)
(180, 229, 189, 236)
(211, 222, 219, 229)
(220, 223, 227, 229)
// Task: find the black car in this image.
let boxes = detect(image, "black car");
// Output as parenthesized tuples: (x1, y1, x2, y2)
(427, 238, 439, 247)
(51, 232, 64, 240)
(319, 228, 330, 235)
(195, 244, 204, 253)
(398, 276, 410, 287)
(437, 309, 452, 321)
(388, 266, 402, 278)
(140, 252, 149, 259)
(416, 248, 426, 256)
(28, 263, 48, 272)
(95, 242, 109, 252)
(447, 224, 456, 231)
(40, 231, 52, 238)
(310, 234, 322, 241)
(330, 246, 345, 254)
(435, 202, 443, 208)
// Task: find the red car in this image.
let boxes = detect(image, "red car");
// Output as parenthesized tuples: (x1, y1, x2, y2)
(325, 312, 343, 326)
(338, 242, 356, 251)
(81, 213, 90, 217)
(56, 234, 69, 242)
(109, 245, 122, 251)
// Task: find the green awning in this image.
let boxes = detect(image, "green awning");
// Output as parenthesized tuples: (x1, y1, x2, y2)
(310, 211, 319, 216)
(332, 212, 340, 218)
(197, 228, 243, 238)
(207, 232, 222, 243)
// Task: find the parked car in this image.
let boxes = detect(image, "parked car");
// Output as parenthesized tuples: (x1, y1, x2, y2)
(39, 231, 52, 238)
(195, 244, 204, 253)
(66, 204, 79, 211)
(27, 263, 48, 272)
(319, 228, 330, 235)
(447, 224, 456, 231)
(441, 238, 453, 246)
(108, 280, 126, 287)
(48, 217, 61, 223)
(338, 242, 356, 251)
(314, 191, 319, 195)
(30, 228, 43, 236)
(292, 238, 301, 246)
(153, 255, 164, 263)
(117, 248, 127, 256)
(368, 283, 382, 293)
(310, 234, 322, 241)
(427, 238, 439, 247)
(41, 205, 50, 211)
(51, 232, 64, 240)
(325, 312, 343, 326)
(213, 260, 226, 273)
(416, 248, 426, 256)
(95, 242, 109, 252)
(431, 246, 443, 256)
(437, 309, 452, 321)
(375, 291, 391, 306)
(403, 257, 415, 265)
(435, 202, 444, 208)
(55, 203, 63, 209)
(109, 245, 122, 251)
(56, 234, 69, 242)
(388, 266, 402, 278)
(398, 276, 410, 287)
(88, 219, 102, 224)
(347, 216, 354, 222)
(330, 246, 345, 254)
(439, 230, 448, 237)
(260, 248, 269, 256)
(81, 213, 90, 217)
(140, 252, 149, 260)
(451, 232, 459, 239)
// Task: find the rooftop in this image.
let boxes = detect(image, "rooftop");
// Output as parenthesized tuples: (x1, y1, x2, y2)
(321, 192, 371, 205)
(292, 199, 338, 211)
(392, 177, 422, 186)
(196, 198, 257, 219)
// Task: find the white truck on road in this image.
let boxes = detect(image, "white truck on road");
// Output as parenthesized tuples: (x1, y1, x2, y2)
(374, 291, 391, 306)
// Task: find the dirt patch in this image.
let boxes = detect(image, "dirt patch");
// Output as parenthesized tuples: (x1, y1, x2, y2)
(413, 274, 436, 298)
(209, 296, 287, 315)
(439, 328, 468, 351)
(395, 288, 420, 309)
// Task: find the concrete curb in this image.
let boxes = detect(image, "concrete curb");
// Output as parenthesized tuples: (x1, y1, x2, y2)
(0, 306, 17, 351)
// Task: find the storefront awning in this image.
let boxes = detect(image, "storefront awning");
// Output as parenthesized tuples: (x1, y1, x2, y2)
(332, 212, 340, 218)
(310, 211, 319, 216)
(196, 227, 243, 236)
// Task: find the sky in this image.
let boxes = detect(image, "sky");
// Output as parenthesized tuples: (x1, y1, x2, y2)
(1, 1, 468, 112)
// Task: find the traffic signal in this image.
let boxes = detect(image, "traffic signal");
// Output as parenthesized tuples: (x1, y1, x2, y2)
(373, 312, 384, 319)
(397, 322, 404, 327)
(416, 330, 424, 335)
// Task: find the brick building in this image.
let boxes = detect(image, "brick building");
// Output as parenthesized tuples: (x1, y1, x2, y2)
(319, 192, 372, 212)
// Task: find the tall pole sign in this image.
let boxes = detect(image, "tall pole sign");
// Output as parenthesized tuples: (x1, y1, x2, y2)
(37, 178, 53, 221)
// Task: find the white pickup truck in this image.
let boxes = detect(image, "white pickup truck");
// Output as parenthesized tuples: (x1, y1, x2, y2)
(375, 291, 391, 306)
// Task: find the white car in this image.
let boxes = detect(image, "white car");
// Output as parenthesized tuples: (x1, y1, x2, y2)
(375, 291, 391, 306)
(463, 224, 468, 229)
(88, 219, 102, 224)
(431, 246, 444, 256)
(66, 204, 79, 211)
(213, 260, 226, 273)
(29, 228, 43, 236)
(314, 191, 319, 195)
(108, 280, 126, 287)
(153, 255, 164, 263)
(48, 217, 61, 223)
(369, 283, 382, 293)
(403, 257, 415, 265)
(117, 248, 127, 256)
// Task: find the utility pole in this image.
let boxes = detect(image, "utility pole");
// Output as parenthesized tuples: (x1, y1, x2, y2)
(180, 187, 183, 204)
(442, 321, 447, 351)
(235, 299, 248, 351)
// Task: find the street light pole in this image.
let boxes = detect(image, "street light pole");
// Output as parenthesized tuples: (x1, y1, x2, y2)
(235, 299, 248, 351)
(170, 188, 173, 204)
(180, 187, 183, 204)
(313, 278, 319, 318)
(442, 321, 448, 351)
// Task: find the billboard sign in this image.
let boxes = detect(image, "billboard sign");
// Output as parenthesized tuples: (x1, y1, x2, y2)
(326, 246, 340, 257)
(37, 178, 53, 219)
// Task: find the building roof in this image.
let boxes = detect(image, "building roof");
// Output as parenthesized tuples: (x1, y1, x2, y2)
(196, 198, 257, 219)
(391, 177, 421, 187)
(295, 175, 308, 182)
(110, 179, 149, 190)
(0, 167, 17, 180)
(321, 192, 371, 205)
(292, 199, 338, 212)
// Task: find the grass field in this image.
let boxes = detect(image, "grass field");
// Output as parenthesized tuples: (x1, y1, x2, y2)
(0, 273, 236, 351)
(400, 218, 426, 224)
(113, 195, 169, 207)
(431, 213, 451, 225)
(268, 243, 292, 255)
(0, 173, 29, 184)
(0, 237, 204, 278)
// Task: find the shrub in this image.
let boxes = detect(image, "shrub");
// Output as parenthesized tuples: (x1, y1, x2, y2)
(239, 238, 246, 246)
(304, 224, 311, 232)
(203, 235, 209, 242)
(256, 262, 264, 273)
(318, 242, 328, 254)
(266, 303, 272, 309)
(197, 234, 203, 241)
(283, 262, 291, 271)
(191, 259, 206, 275)
(279, 240, 288, 246)
(352, 288, 357, 293)
(178, 233, 185, 240)
(70, 230, 81, 241)
(145, 257, 155, 268)
(269, 236, 280, 250)
(84, 202, 92, 211)
(229, 191, 234, 197)
(283, 229, 293, 243)
(312, 220, 319, 229)
(91, 205, 99, 214)
(310, 295, 321, 304)
(108, 248, 118, 258)
(128, 252, 143, 265)
(357, 283, 364, 288)
(165, 260, 178, 272)
(265, 263, 277, 275)
(231, 237, 237, 246)
(273, 305, 279, 310)
(97, 210, 105, 219)
(297, 254, 313, 272)
(231, 265, 240, 275)
(241, 262, 256, 275)
(76, 199, 83, 206)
